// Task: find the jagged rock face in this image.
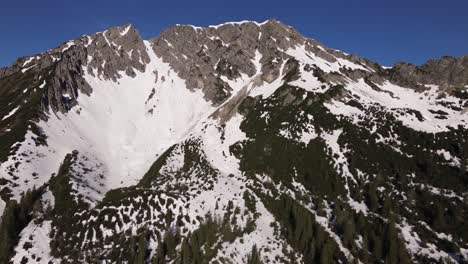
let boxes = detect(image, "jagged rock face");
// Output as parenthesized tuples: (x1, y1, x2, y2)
(1, 24, 149, 114)
(391, 56, 468, 91)
(0, 20, 468, 264)
(150, 20, 378, 105)
(150, 20, 301, 104)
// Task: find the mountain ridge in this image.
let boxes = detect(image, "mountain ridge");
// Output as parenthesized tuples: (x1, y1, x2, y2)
(3, 20, 467, 81)
(0, 20, 467, 263)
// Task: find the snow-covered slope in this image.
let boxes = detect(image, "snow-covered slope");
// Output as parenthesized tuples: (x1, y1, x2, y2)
(0, 20, 467, 264)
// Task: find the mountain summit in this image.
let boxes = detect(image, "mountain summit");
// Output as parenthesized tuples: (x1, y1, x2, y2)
(0, 20, 467, 263)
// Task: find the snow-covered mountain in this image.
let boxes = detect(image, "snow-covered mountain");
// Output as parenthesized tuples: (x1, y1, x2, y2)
(0, 19, 467, 263)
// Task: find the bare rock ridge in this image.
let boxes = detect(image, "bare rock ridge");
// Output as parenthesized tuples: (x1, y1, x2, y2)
(150, 19, 380, 104)
(392, 56, 468, 90)
(1, 24, 149, 113)
(150, 19, 304, 104)
(1, 19, 465, 114)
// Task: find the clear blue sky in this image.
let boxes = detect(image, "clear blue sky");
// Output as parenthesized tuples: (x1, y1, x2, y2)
(1, 0, 467, 68)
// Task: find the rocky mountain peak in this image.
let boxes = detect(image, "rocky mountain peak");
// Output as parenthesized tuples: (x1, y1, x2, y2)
(2, 23, 152, 114)
(388, 55, 468, 93)
(148, 19, 306, 104)
(148, 19, 378, 105)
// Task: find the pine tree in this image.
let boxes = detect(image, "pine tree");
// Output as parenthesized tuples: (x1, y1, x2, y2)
(384, 220, 399, 264)
(367, 184, 379, 212)
(204, 217, 217, 256)
(222, 222, 235, 242)
(190, 232, 202, 264)
(319, 241, 333, 264)
(382, 197, 393, 218)
(0, 188, 44, 263)
(343, 217, 355, 248)
(135, 231, 148, 264)
(247, 245, 262, 264)
(433, 201, 446, 230)
(370, 231, 382, 260)
(383, 217, 412, 264)
(307, 237, 316, 262)
(128, 236, 137, 263)
(0, 200, 18, 263)
(178, 236, 192, 264)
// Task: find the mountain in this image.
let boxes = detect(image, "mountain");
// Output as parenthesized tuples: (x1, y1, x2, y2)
(0, 19, 467, 263)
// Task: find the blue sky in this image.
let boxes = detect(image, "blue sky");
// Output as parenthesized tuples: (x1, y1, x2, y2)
(1, 0, 467, 67)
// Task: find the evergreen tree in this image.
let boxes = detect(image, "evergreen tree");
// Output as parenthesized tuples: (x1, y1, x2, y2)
(178, 236, 192, 264)
(222, 222, 236, 242)
(135, 231, 148, 264)
(319, 241, 333, 264)
(0, 200, 18, 263)
(190, 232, 202, 264)
(247, 245, 262, 264)
(367, 184, 379, 212)
(343, 217, 355, 248)
(128, 236, 137, 263)
(384, 221, 399, 264)
(0, 188, 44, 263)
(370, 231, 382, 260)
(433, 201, 446, 230)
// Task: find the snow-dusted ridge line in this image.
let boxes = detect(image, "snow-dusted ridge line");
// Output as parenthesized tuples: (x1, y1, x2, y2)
(207, 19, 271, 29)
(326, 80, 468, 133)
(176, 19, 272, 30)
(120, 24, 132, 36)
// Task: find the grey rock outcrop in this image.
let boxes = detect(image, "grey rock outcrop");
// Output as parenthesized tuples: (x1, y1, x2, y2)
(390, 56, 468, 91)
(148, 19, 386, 105)
(1, 24, 150, 114)
(149, 19, 341, 104)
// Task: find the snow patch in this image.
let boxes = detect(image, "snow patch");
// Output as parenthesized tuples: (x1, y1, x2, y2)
(0, 41, 216, 200)
(399, 220, 456, 262)
(11, 220, 56, 264)
(287, 44, 369, 73)
(1, 106, 20, 121)
(120, 25, 131, 36)
(21, 64, 35, 73)
(208, 20, 270, 29)
(329, 79, 468, 132)
(22, 56, 38, 67)
(436, 149, 461, 167)
(61, 40, 75, 52)
(39, 80, 46, 88)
